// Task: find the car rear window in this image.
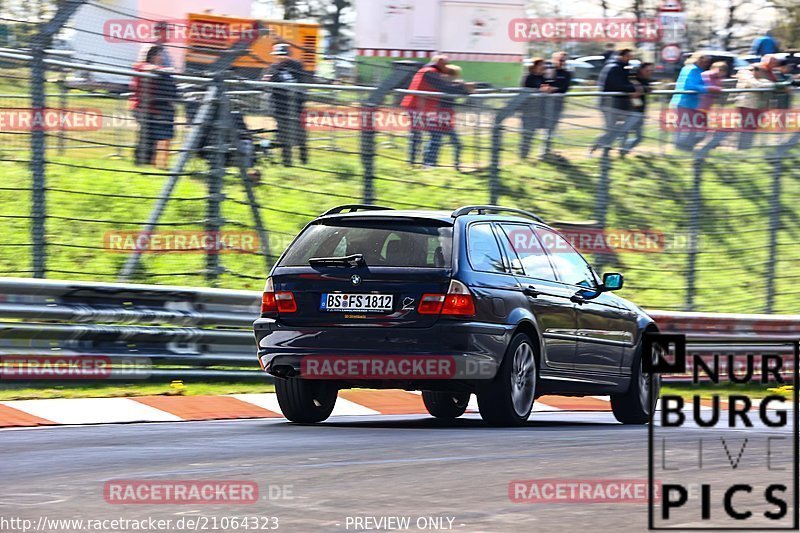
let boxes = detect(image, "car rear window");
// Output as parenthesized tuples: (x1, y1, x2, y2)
(279, 221, 453, 268)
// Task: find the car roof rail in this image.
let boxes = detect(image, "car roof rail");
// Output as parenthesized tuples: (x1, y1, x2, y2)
(451, 205, 546, 224)
(320, 204, 394, 216)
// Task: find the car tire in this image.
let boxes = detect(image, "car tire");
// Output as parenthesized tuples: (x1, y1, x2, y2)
(422, 391, 470, 419)
(275, 377, 338, 423)
(611, 333, 661, 424)
(477, 333, 537, 427)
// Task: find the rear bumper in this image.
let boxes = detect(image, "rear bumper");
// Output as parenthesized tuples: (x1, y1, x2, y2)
(253, 317, 511, 384)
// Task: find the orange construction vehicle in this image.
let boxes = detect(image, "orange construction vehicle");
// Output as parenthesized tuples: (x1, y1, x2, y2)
(184, 13, 319, 78)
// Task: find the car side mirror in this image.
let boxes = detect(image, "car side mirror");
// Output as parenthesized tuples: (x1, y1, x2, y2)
(602, 272, 624, 291)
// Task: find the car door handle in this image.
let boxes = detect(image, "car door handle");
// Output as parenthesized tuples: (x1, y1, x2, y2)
(523, 285, 540, 297)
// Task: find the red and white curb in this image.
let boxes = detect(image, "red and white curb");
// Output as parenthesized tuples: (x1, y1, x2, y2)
(0, 391, 615, 428)
(0, 392, 789, 428)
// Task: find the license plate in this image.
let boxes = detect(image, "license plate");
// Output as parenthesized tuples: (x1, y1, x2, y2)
(320, 293, 393, 313)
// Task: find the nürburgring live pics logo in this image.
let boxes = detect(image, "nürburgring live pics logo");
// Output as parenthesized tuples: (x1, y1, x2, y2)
(644, 333, 799, 530)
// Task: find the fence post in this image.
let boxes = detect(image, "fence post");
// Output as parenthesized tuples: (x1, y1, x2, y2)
(204, 80, 231, 282)
(360, 102, 376, 204)
(489, 91, 531, 205)
(591, 147, 613, 270)
(29, 0, 84, 278)
(30, 41, 47, 278)
(57, 66, 67, 155)
(685, 157, 703, 311)
(360, 60, 422, 204)
(763, 154, 782, 313)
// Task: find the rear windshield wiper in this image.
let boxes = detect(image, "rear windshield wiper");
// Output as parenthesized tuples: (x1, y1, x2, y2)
(308, 253, 366, 267)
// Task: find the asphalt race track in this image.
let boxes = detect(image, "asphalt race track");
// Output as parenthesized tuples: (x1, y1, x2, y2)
(2, 410, 795, 532)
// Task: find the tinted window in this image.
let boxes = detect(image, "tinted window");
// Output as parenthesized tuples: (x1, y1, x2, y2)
(280, 222, 452, 267)
(495, 225, 524, 276)
(499, 224, 557, 281)
(535, 227, 596, 287)
(467, 223, 505, 273)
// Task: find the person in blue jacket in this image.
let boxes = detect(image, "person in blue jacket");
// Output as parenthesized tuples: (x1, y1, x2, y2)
(670, 53, 719, 151)
(750, 31, 780, 57)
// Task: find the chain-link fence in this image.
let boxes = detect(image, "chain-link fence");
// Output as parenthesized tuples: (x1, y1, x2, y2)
(0, 1, 799, 315)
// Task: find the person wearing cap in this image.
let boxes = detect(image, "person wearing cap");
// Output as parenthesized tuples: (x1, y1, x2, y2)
(734, 55, 779, 149)
(263, 43, 311, 166)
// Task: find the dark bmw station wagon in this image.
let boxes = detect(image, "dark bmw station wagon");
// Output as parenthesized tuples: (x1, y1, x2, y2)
(253, 205, 661, 426)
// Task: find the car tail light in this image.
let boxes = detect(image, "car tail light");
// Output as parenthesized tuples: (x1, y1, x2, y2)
(261, 277, 297, 315)
(418, 280, 475, 317)
(441, 280, 476, 316)
(418, 293, 446, 314)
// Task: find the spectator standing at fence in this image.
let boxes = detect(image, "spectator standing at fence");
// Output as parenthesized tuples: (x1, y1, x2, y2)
(750, 30, 780, 58)
(401, 55, 472, 168)
(437, 64, 469, 171)
(589, 49, 639, 155)
(519, 58, 555, 159)
(670, 53, 717, 151)
(773, 59, 800, 109)
(264, 44, 310, 166)
(142, 46, 177, 170)
(601, 44, 615, 62)
(139, 21, 174, 69)
(693, 61, 730, 155)
(734, 55, 778, 150)
(131, 44, 156, 166)
(539, 51, 572, 159)
(700, 61, 728, 111)
(620, 62, 654, 157)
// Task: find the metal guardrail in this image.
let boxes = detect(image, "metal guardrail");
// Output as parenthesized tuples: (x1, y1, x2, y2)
(0, 277, 263, 382)
(0, 278, 797, 383)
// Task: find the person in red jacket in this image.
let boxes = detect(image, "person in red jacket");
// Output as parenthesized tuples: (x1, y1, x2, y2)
(401, 55, 471, 167)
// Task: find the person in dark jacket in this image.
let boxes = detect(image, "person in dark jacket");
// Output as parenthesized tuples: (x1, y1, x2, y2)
(437, 64, 470, 170)
(519, 58, 555, 159)
(541, 51, 572, 157)
(620, 62, 654, 157)
(142, 46, 177, 170)
(264, 43, 311, 166)
(590, 48, 639, 154)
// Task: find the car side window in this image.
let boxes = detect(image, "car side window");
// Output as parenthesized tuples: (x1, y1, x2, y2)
(498, 224, 557, 281)
(534, 227, 597, 287)
(467, 223, 505, 273)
